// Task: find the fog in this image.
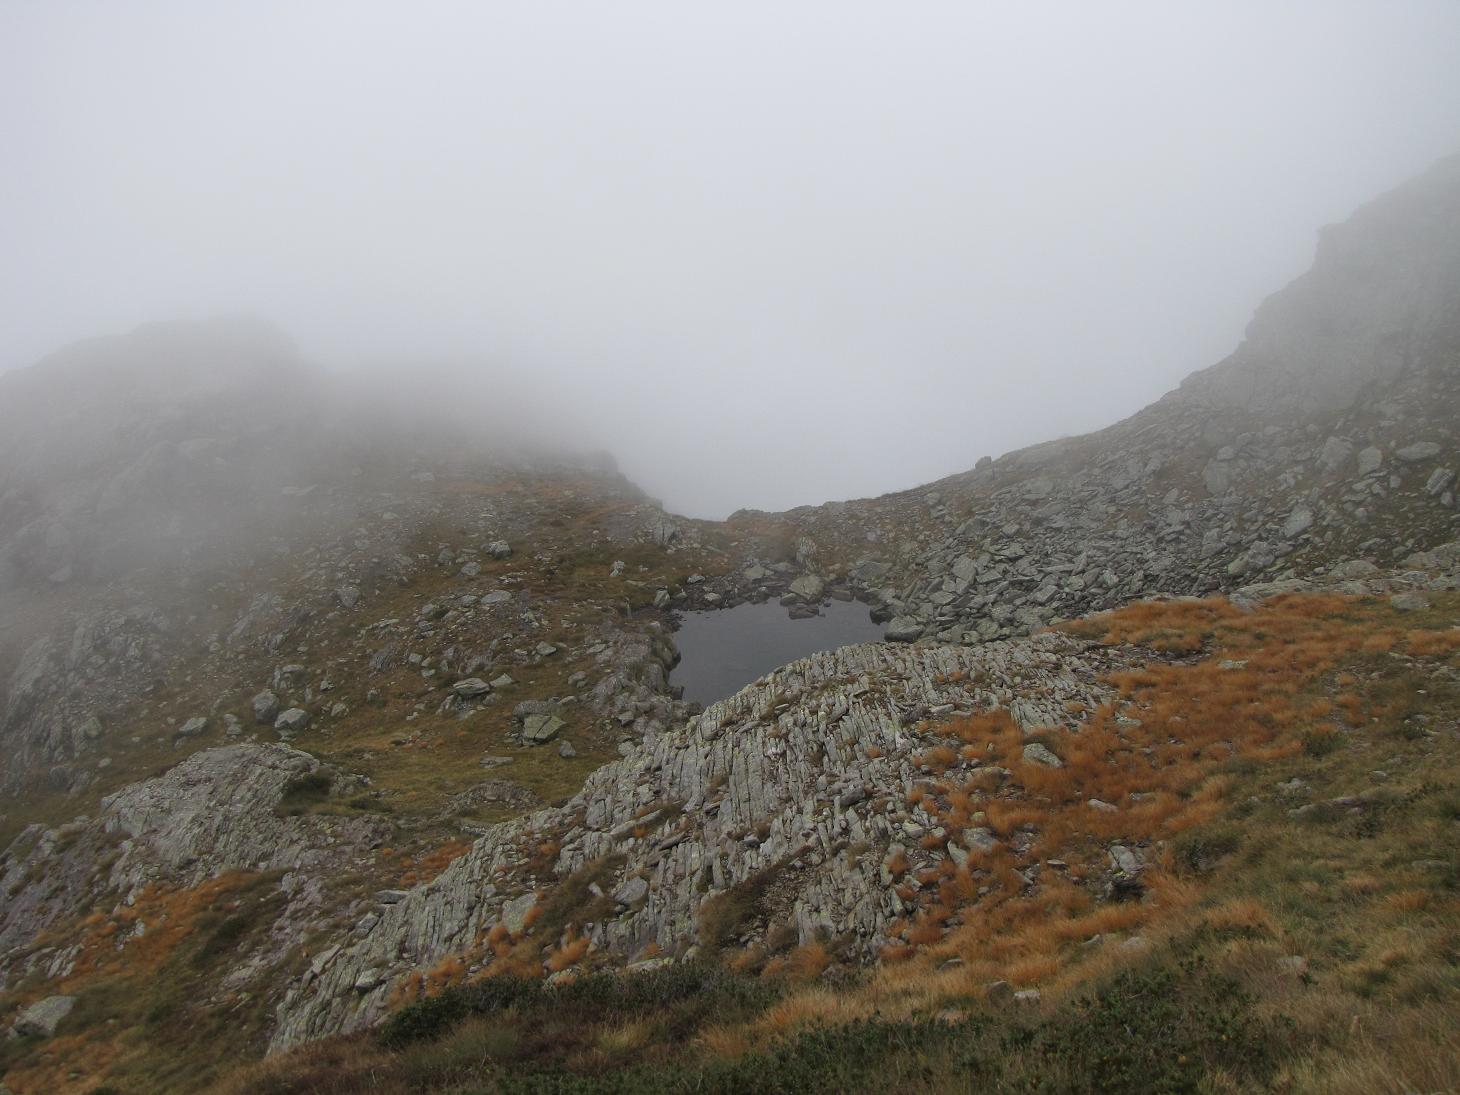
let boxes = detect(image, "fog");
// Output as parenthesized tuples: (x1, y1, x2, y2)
(3, 3, 1459, 518)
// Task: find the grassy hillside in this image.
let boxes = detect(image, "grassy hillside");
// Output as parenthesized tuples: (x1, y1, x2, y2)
(203, 589, 1460, 1095)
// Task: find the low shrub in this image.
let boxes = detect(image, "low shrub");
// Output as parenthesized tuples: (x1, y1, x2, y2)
(379, 976, 539, 1047)
(276, 772, 332, 816)
(1172, 825, 1242, 874)
(379, 963, 782, 1051)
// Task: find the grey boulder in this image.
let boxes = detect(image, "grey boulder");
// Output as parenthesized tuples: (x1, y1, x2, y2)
(1396, 442, 1441, 462)
(522, 714, 566, 744)
(274, 708, 311, 738)
(251, 690, 281, 725)
(1023, 742, 1063, 768)
(1390, 592, 1431, 612)
(175, 716, 208, 741)
(11, 995, 75, 1038)
(788, 575, 825, 602)
(884, 616, 923, 642)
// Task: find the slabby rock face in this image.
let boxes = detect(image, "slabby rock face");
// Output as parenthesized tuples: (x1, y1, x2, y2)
(270, 632, 1133, 1049)
(0, 744, 389, 984)
(99, 744, 379, 885)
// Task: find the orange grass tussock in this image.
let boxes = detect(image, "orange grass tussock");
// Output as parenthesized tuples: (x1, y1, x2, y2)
(866, 589, 1460, 1006)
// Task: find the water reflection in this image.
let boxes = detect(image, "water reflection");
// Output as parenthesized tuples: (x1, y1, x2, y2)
(670, 599, 884, 707)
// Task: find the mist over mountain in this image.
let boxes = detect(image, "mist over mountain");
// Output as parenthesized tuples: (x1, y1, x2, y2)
(6, 3, 1460, 516)
(4, 6, 1460, 1095)
(0, 150, 1458, 1092)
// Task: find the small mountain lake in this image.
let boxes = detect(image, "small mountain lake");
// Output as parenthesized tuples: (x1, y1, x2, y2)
(671, 598, 885, 707)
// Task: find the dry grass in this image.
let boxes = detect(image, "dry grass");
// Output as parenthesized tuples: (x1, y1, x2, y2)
(212, 1035, 399, 1095)
(593, 1018, 654, 1058)
(49, 871, 259, 984)
(41, 588, 1460, 1094)
(736, 589, 1460, 1063)
(396, 839, 472, 887)
(546, 932, 592, 972)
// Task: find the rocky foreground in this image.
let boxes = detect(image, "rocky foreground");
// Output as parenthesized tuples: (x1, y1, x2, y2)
(269, 630, 1133, 1047)
(271, 541, 1460, 1051)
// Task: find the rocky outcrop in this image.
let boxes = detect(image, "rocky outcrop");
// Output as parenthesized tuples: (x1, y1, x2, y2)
(0, 744, 388, 986)
(0, 316, 676, 795)
(0, 605, 178, 794)
(270, 632, 1136, 1048)
(271, 539, 1460, 1050)
(100, 744, 384, 886)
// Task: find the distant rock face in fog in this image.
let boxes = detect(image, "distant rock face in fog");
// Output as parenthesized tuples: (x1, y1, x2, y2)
(0, 315, 648, 798)
(1176, 153, 1460, 417)
(740, 153, 1460, 651)
(0, 314, 310, 474)
(0, 316, 322, 588)
(0, 315, 616, 594)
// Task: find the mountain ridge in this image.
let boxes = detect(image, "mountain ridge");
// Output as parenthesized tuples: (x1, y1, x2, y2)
(1, 155, 1458, 1092)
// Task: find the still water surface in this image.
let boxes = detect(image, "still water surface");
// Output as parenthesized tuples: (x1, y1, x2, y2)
(671, 599, 884, 707)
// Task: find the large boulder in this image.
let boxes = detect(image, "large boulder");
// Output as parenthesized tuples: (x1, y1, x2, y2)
(251, 690, 281, 725)
(274, 708, 311, 738)
(787, 575, 825, 602)
(11, 995, 75, 1038)
(884, 616, 923, 642)
(1281, 507, 1314, 539)
(521, 714, 566, 745)
(1317, 436, 1353, 472)
(1397, 442, 1441, 462)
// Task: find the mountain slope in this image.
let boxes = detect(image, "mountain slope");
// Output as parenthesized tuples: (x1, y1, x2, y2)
(0, 156, 1458, 1093)
(712, 154, 1460, 646)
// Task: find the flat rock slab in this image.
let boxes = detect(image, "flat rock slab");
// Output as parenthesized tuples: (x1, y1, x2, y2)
(522, 714, 565, 744)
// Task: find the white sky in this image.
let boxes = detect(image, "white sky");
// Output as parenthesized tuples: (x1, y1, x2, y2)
(3, 2, 1459, 517)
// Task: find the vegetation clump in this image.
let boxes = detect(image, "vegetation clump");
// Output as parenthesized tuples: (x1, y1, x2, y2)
(275, 772, 332, 816)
